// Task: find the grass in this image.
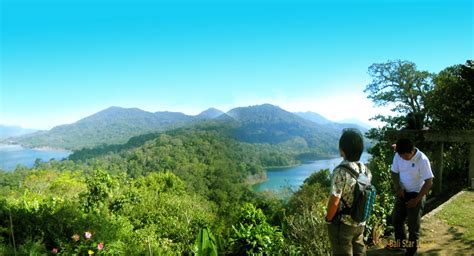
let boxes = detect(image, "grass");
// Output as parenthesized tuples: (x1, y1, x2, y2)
(436, 190, 474, 242)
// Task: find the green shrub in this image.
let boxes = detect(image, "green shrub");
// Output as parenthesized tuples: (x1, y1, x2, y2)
(284, 171, 332, 256)
(365, 145, 395, 244)
(229, 203, 284, 255)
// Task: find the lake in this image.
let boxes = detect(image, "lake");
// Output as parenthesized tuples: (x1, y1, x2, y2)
(0, 144, 71, 171)
(253, 152, 371, 193)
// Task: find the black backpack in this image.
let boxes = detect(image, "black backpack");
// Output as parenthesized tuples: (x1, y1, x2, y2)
(337, 164, 376, 223)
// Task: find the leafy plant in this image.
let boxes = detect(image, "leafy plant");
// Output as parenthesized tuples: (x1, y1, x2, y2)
(194, 227, 220, 256)
(284, 170, 332, 255)
(229, 203, 284, 255)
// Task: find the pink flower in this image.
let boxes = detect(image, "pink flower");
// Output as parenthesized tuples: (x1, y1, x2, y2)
(52, 248, 58, 254)
(85, 231, 92, 239)
(97, 242, 104, 251)
(72, 234, 80, 242)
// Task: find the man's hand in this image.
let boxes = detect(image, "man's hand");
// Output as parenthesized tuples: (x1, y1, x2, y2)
(396, 188, 405, 199)
(406, 197, 420, 208)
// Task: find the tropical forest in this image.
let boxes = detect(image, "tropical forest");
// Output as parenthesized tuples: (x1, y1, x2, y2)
(0, 60, 472, 255)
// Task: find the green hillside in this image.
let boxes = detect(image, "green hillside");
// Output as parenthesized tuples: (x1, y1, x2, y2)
(6, 104, 369, 158)
(9, 107, 197, 150)
(227, 104, 340, 155)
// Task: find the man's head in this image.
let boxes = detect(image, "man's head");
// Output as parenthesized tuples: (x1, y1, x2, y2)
(396, 138, 415, 160)
(339, 128, 364, 162)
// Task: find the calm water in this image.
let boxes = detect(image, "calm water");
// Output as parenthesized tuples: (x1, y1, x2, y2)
(253, 153, 371, 193)
(0, 144, 71, 171)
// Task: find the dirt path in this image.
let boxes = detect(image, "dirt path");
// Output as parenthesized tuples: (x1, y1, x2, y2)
(368, 190, 474, 255)
(417, 213, 473, 255)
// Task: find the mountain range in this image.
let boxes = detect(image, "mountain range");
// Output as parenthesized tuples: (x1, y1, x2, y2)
(3, 104, 370, 153)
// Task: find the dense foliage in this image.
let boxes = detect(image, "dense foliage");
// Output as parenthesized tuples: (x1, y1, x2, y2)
(426, 61, 474, 130)
(283, 169, 332, 255)
(1, 59, 470, 254)
(0, 129, 305, 254)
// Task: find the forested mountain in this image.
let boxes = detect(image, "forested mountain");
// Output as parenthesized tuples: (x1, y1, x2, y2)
(6, 104, 366, 155)
(226, 104, 339, 155)
(7, 107, 199, 150)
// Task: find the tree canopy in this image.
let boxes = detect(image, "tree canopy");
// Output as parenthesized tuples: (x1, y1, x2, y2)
(364, 60, 433, 128)
(426, 60, 474, 130)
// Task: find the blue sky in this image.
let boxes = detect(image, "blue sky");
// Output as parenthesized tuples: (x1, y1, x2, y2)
(1, 0, 472, 129)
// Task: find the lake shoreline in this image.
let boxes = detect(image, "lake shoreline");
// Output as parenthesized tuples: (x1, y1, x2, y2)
(0, 144, 72, 171)
(0, 143, 70, 152)
(263, 154, 340, 170)
(245, 172, 268, 185)
(253, 153, 371, 193)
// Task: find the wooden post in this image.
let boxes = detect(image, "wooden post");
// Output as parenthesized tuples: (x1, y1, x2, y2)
(432, 142, 444, 195)
(470, 143, 474, 189)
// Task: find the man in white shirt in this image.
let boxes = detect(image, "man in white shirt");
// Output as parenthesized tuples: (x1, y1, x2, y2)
(391, 138, 434, 256)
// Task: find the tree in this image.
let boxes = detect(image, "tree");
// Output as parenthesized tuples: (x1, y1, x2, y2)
(424, 60, 474, 193)
(362, 60, 434, 246)
(426, 60, 474, 130)
(364, 60, 434, 128)
(363, 59, 474, 245)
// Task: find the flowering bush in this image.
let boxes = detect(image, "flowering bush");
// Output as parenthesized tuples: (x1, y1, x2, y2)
(57, 230, 106, 255)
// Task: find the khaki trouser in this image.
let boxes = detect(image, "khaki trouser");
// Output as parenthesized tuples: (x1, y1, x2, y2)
(327, 221, 366, 256)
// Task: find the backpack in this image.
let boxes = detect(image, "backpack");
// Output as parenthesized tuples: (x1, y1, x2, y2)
(337, 164, 376, 223)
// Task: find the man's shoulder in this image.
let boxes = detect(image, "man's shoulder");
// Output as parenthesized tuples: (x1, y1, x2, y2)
(332, 166, 349, 178)
(334, 162, 363, 180)
(416, 149, 430, 162)
(392, 152, 401, 162)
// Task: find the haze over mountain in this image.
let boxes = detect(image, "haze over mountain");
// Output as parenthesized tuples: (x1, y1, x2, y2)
(295, 111, 371, 131)
(337, 118, 373, 129)
(4, 104, 369, 154)
(294, 111, 333, 125)
(196, 108, 225, 119)
(0, 125, 38, 140)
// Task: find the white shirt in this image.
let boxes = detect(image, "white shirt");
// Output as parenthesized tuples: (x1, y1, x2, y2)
(391, 148, 434, 193)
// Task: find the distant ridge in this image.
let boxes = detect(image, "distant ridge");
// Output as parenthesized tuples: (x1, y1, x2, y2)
(296, 111, 370, 133)
(0, 125, 38, 139)
(294, 111, 332, 125)
(225, 104, 338, 153)
(5, 104, 369, 153)
(8, 107, 195, 150)
(196, 108, 225, 119)
(338, 118, 373, 129)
